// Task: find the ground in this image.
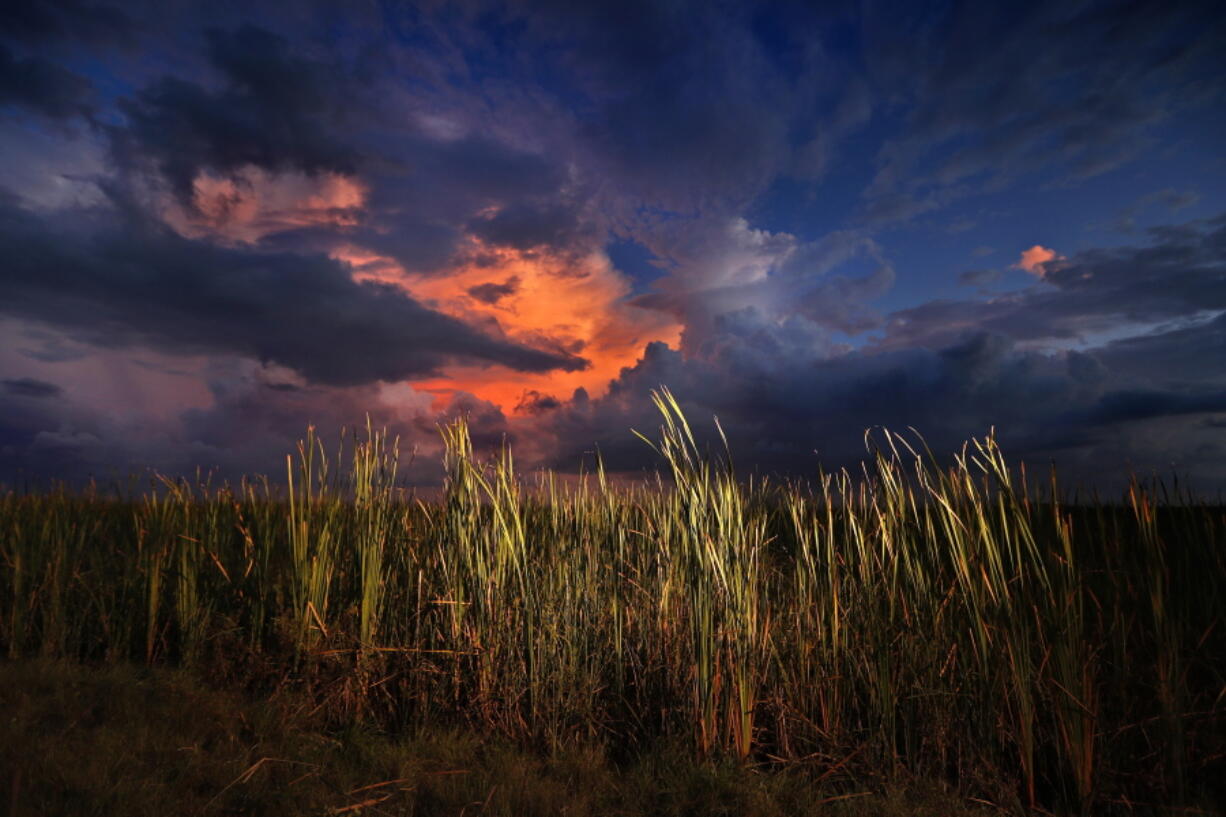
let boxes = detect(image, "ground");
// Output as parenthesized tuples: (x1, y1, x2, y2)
(1, 660, 1001, 817)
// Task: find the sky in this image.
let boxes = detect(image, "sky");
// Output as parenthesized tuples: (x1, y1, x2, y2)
(1, 0, 1225, 490)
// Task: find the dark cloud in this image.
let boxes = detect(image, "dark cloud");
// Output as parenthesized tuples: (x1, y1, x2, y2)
(353, 136, 574, 271)
(467, 276, 520, 304)
(467, 201, 583, 250)
(114, 25, 359, 201)
(1095, 311, 1226, 390)
(514, 389, 562, 415)
(477, 0, 825, 215)
(0, 195, 587, 386)
(12, 328, 91, 363)
(1078, 389, 1226, 426)
(531, 323, 1226, 489)
(0, 44, 92, 119)
(1, 377, 62, 398)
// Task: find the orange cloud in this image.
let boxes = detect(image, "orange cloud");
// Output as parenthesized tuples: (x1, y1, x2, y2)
(401, 242, 681, 413)
(163, 168, 679, 413)
(1014, 244, 1063, 278)
(163, 166, 366, 243)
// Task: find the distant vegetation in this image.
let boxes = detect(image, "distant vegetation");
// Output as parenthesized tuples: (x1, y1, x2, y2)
(2, 389, 1222, 814)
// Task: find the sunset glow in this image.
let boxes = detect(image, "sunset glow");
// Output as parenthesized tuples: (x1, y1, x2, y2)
(398, 244, 681, 413)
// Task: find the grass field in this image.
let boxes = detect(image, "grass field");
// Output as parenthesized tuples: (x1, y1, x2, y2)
(2, 390, 1223, 815)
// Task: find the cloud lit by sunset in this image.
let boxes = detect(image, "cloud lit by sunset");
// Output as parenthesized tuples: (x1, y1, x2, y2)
(1, 0, 1223, 492)
(395, 243, 682, 414)
(1013, 244, 1063, 278)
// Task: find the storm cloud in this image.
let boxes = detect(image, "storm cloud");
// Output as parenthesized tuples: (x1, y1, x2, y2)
(530, 322, 1226, 490)
(1, 0, 1225, 489)
(0, 195, 587, 385)
(525, 214, 1226, 488)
